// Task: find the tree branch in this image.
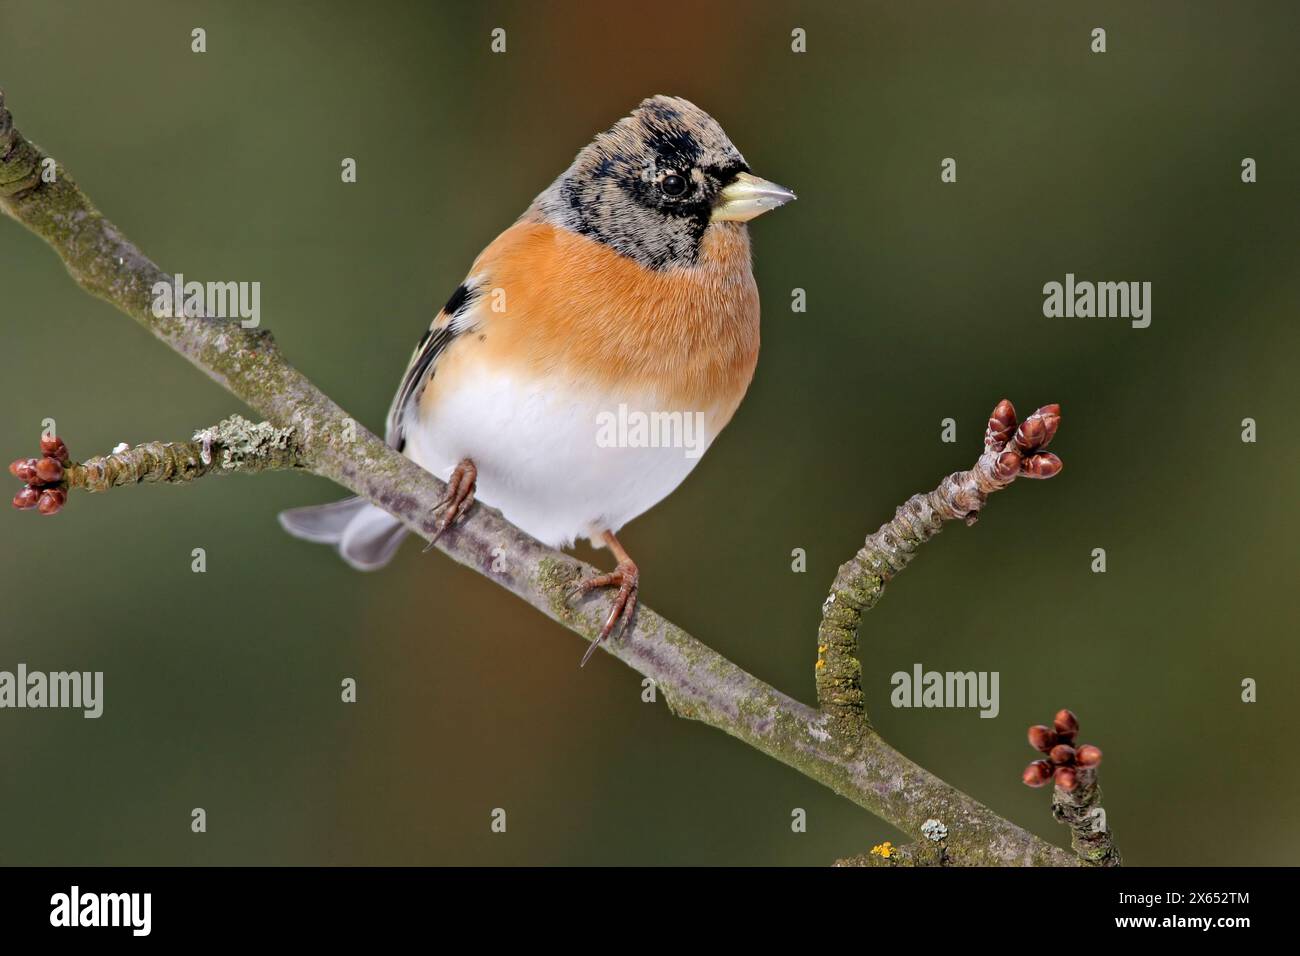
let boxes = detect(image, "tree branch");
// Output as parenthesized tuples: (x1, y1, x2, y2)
(90, 417, 299, 488)
(834, 840, 944, 868)
(815, 400, 1060, 739)
(2, 90, 1084, 866)
(1053, 772, 1120, 866)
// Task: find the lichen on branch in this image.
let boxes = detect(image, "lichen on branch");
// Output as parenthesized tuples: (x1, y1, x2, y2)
(11, 417, 303, 515)
(815, 400, 1062, 735)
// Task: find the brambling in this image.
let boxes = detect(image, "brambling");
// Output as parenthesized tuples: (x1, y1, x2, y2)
(280, 95, 794, 664)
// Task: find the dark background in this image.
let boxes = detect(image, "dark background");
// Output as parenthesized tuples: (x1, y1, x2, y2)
(2, 1, 1297, 865)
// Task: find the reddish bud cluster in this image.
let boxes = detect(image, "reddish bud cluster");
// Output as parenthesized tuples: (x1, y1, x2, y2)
(1016, 404, 1062, 480)
(9, 435, 71, 516)
(1022, 709, 1102, 792)
(983, 400, 1064, 481)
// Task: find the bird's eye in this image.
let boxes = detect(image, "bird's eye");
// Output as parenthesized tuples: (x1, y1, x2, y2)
(660, 173, 688, 197)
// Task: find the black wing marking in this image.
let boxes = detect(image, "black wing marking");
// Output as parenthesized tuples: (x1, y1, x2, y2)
(385, 282, 481, 451)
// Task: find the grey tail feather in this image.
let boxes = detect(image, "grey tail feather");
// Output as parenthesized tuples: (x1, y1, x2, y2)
(278, 497, 409, 572)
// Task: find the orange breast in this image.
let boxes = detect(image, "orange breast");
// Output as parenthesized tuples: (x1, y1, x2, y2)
(457, 219, 761, 425)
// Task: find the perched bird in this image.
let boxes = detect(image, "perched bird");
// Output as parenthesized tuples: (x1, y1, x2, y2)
(280, 95, 794, 664)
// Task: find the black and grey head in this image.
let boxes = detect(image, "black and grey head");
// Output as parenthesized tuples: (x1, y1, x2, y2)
(534, 95, 794, 270)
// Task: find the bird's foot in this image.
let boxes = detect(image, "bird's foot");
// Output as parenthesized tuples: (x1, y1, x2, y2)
(569, 558, 639, 667)
(422, 458, 477, 550)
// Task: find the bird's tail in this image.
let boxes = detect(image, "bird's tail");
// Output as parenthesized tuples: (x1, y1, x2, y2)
(278, 497, 409, 571)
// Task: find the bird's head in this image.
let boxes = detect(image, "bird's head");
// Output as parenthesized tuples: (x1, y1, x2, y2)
(536, 94, 795, 270)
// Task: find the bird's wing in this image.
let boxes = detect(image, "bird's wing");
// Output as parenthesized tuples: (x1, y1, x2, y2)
(385, 279, 483, 451)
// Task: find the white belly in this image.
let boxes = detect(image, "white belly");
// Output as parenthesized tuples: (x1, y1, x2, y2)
(405, 370, 717, 548)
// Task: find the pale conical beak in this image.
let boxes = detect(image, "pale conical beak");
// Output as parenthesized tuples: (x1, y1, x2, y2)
(711, 172, 797, 222)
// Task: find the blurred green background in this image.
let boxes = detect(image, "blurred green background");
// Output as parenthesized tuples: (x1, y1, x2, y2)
(2, 1, 1297, 866)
